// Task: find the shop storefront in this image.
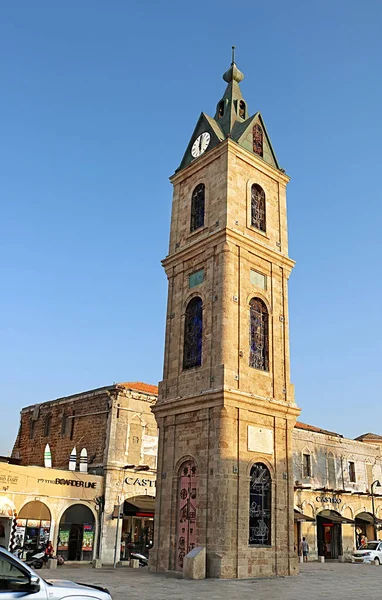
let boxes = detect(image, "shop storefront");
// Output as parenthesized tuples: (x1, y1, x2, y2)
(0, 460, 102, 561)
(16, 501, 51, 558)
(120, 495, 155, 559)
(0, 498, 15, 550)
(316, 509, 354, 559)
(57, 504, 95, 561)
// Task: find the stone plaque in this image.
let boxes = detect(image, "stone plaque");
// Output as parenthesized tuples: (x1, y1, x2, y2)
(189, 268, 204, 288)
(248, 425, 273, 454)
(250, 270, 266, 290)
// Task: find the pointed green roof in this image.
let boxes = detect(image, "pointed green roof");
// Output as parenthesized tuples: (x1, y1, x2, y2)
(176, 51, 282, 172)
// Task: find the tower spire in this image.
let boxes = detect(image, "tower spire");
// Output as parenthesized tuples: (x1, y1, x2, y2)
(214, 47, 246, 135)
(231, 45, 236, 64)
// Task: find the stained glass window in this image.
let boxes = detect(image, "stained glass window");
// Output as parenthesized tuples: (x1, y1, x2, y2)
(249, 298, 269, 371)
(249, 463, 272, 546)
(190, 184, 205, 232)
(253, 124, 263, 157)
(251, 184, 266, 232)
(183, 297, 203, 369)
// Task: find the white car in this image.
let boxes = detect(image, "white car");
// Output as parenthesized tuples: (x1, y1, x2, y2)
(0, 546, 112, 599)
(352, 541, 382, 565)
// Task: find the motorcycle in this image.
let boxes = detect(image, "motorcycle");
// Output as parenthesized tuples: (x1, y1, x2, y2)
(25, 550, 46, 570)
(130, 551, 148, 567)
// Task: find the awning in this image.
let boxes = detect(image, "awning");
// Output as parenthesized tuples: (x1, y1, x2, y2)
(355, 512, 382, 525)
(294, 509, 315, 523)
(317, 510, 354, 524)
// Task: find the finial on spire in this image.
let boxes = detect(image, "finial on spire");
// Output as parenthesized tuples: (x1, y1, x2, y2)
(231, 45, 236, 65)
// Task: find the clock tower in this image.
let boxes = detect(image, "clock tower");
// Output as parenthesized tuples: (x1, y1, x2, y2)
(150, 52, 301, 579)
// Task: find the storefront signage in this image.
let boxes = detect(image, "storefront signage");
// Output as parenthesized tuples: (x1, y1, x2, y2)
(124, 477, 156, 488)
(316, 496, 342, 504)
(37, 478, 96, 489)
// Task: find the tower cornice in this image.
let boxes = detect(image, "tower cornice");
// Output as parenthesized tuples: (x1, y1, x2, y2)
(170, 138, 289, 186)
(162, 227, 295, 274)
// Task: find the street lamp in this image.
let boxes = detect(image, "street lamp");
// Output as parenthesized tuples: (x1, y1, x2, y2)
(113, 465, 134, 569)
(371, 480, 381, 541)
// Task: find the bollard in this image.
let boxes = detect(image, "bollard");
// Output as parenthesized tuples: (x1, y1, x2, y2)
(338, 555, 345, 563)
(299, 555, 304, 563)
(92, 559, 102, 569)
(47, 558, 57, 570)
(319, 556, 325, 563)
(131, 559, 139, 569)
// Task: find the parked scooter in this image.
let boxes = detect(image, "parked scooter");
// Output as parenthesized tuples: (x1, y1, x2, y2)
(25, 549, 46, 570)
(130, 551, 148, 567)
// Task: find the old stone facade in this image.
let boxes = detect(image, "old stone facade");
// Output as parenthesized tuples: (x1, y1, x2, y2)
(293, 423, 382, 560)
(11, 382, 158, 564)
(150, 58, 300, 579)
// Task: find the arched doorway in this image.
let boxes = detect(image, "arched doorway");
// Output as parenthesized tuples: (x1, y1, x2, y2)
(17, 501, 51, 557)
(317, 509, 354, 559)
(58, 504, 95, 561)
(355, 512, 375, 547)
(120, 495, 155, 560)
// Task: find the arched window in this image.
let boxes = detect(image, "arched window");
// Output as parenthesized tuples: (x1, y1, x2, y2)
(239, 100, 246, 119)
(249, 463, 271, 546)
(183, 297, 203, 369)
(249, 298, 269, 371)
(217, 100, 224, 119)
(176, 460, 197, 570)
(251, 184, 266, 232)
(253, 124, 263, 156)
(190, 184, 205, 232)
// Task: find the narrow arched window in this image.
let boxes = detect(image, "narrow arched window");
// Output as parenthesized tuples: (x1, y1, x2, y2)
(253, 124, 263, 156)
(249, 298, 269, 371)
(183, 297, 203, 369)
(249, 463, 271, 546)
(217, 100, 224, 119)
(251, 184, 266, 232)
(239, 100, 246, 119)
(190, 184, 205, 232)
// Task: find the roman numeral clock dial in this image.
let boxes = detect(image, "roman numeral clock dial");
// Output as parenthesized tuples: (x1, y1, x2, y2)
(191, 132, 210, 158)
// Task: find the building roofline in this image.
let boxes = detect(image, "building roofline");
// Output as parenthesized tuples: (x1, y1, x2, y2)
(20, 381, 158, 413)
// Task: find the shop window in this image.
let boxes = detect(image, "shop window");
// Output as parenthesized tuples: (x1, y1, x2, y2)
(303, 453, 311, 478)
(249, 463, 272, 546)
(44, 415, 52, 437)
(190, 184, 205, 232)
(176, 460, 197, 570)
(349, 461, 356, 483)
(58, 504, 95, 562)
(251, 184, 266, 232)
(183, 297, 203, 369)
(249, 298, 269, 371)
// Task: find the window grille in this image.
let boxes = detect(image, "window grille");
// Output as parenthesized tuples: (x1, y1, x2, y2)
(183, 297, 203, 369)
(251, 184, 266, 232)
(249, 463, 272, 546)
(190, 184, 205, 232)
(249, 298, 269, 371)
(253, 124, 263, 156)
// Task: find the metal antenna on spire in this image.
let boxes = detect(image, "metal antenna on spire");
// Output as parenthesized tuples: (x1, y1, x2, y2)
(231, 45, 236, 64)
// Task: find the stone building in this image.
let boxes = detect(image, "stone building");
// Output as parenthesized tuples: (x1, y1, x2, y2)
(150, 54, 300, 579)
(293, 423, 382, 560)
(11, 381, 158, 564)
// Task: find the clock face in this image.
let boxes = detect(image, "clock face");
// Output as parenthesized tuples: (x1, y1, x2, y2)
(191, 132, 211, 158)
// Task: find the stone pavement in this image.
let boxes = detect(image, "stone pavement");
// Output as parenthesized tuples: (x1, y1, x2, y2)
(46, 562, 382, 600)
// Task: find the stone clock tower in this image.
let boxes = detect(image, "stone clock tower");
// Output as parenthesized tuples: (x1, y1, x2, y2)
(150, 53, 301, 579)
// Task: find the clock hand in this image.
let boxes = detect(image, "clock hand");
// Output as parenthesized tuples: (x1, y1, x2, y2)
(199, 136, 202, 153)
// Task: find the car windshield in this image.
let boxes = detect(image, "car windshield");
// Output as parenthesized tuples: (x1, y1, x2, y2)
(365, 543, 379, 550)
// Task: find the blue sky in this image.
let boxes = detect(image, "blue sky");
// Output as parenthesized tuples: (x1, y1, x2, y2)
(1, 1, 382, 454)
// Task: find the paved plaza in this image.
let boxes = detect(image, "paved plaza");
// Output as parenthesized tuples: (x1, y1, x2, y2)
(46, 561, 382, 599)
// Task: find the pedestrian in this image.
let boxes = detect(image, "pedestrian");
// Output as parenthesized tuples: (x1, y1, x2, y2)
(300, 537, 309, 563)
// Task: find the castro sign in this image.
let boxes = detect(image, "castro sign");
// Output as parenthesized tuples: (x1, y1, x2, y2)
(316, 495, 342, 504)
(125, 477, 156, 488)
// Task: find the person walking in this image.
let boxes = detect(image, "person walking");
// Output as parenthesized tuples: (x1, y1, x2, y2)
(300, 537, 309, 563)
